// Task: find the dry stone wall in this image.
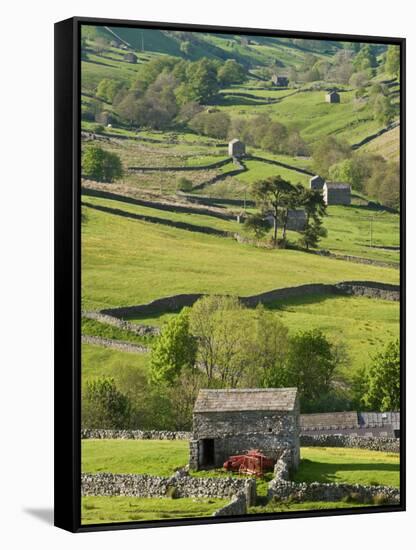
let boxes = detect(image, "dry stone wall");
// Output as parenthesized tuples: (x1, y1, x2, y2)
(81, 471, 256, 515)
(98, 281, 399, 319)
(82, 311, 160, 336)
(300, 434, 399, 453)
(268, 446, 400, 505)
(81, 335, 149, 353)
(81, 429, 190, 440)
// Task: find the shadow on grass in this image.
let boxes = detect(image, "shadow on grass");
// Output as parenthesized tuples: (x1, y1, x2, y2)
(293, 459, 399, 484)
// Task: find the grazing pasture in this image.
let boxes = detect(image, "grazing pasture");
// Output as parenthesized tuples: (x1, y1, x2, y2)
(82, 496, 226, 524)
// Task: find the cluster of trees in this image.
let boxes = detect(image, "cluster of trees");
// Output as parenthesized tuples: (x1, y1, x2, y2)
(352, 339, 400, 411)
(247, 175, 327, 249)
(82, 297, 400, 431)
(149, 297, 347, 427)
(89, 56, 247, 131)
(313, 136, 400, 209)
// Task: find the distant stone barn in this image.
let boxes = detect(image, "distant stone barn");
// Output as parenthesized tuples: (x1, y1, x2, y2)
(323, 182, 351, 205)
(271, 74, 289, 87)
(228, 138, 246, 158)
(325, 91, 340, 103)
(310, 175, 325, 190)
(123, 52, 138, 63)
(189, 388, 300, 471)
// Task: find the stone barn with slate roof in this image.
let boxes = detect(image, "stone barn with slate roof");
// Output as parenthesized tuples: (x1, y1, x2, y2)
(310, 175, 325, 190)
(323, 182, 351, 205)
(189, 388, 300, 471)
(228, 138, 246, 158)
(271, 74, 289, 87)
(325, 90, 340, 103)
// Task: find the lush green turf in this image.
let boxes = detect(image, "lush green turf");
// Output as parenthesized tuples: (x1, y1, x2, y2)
(267, 294, 399, 375)
(319, 205, 400, 264)
(235, 160, 311, 187)
(295, 447, 400, 487)
(83, 195, 240, 233)
(82, 206, 398, 310)
(248, 500, 373, 514)
(82, 496, 225, 524)
(82, 439, 188, 476)
(82, 343, 149, 384)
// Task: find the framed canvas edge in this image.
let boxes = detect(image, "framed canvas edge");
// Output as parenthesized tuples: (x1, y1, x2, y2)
(54, 16, 406, 534)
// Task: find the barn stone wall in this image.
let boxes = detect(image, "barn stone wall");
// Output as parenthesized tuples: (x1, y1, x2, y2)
(191, 408, 300, 470)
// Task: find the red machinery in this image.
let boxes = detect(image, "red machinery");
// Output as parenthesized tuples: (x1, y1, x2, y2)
(223, 449, 274, 477)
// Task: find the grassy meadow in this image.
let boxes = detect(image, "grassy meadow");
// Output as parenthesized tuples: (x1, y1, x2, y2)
(82, 496, 226, 524)
(81, 205, 398, 311)
(80, 27, 401, 524)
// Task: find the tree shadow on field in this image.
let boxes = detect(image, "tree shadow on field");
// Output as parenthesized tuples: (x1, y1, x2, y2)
(293, 459, 399, 484)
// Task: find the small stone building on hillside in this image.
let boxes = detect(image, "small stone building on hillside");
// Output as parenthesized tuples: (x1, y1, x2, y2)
(123, 52, 138, 63)
(271, 74, 289, 87)
(310, 175, 325, 190)
(189, 388, 300, 471)
(228, 138, 246, 158)
(323, 182, 351, 205)
(325, 90, 340, 103)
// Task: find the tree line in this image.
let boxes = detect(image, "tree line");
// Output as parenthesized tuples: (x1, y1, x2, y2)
(312, 135, 400, 210)
(82, 296, 400, 430)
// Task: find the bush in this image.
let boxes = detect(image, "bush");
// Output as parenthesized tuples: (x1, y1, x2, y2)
(92, 124, 105, 134)
(177, 177, 193, 192)
(82, 378, 132, 429)
(82, 145, 123, 183)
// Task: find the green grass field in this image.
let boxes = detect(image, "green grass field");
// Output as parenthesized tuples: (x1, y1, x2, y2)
(82, 206, 398, 311)
(82, 439, 188, 476)
(295, 447, 400, 487)
(82, 439, 399, 488)
(82, 343, 149, 384)
(248, 500, 372, 514)
(267, 294, 399, 375)
(82, 496, 226, 524)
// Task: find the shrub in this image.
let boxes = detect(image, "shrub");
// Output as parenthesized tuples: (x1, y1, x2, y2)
(81, 378, 132, 429)
(82, 145, 123, 183)
(177, 177, 193, 192)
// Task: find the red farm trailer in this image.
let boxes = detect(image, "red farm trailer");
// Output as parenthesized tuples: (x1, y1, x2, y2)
(223, 449, 275, 477)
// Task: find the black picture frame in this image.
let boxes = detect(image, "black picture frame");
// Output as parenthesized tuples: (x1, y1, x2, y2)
(54, 16, 406, 533)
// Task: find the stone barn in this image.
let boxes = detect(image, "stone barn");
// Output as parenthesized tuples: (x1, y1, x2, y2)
(310, 175, 325, 190)
(189, 388, 300, 471)
(271, 74, 289, 87)
(323, 182, 351, 205)
(325, 91, 340, 103)
(228, 139, 246, 158)
(123, 52, 138, 63)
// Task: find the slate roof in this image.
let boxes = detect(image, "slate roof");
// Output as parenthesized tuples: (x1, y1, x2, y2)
(194, 388, 298, 413)
(324, 182, 351, 189)
(300, 411, 359, 429)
